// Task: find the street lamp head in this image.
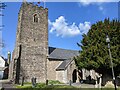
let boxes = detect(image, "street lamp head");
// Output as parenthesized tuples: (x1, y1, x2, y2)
(8, 51, 11, 55)
(106, 35, 110, 43)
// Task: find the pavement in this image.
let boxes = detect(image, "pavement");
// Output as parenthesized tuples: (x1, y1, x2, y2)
(72, 82, 96, 88)
(0, 79, 14, 90)
(53, 82, 99, 88)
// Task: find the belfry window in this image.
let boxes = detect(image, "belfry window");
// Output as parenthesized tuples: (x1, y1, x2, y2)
(33, 14, 38, 23)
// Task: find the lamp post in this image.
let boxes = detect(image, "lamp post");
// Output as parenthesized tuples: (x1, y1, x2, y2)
(106, 35, 117, 90)
(8, 51, 11, 64)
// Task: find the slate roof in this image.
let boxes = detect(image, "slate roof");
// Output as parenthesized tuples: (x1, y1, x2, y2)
(48, 47, 79, 60)
(0, 67, 8, 71)
(0, 56, 9, 66)
(56, 59, 73, 70)
(0, 56, 8, 71)
(0, 56, 7, 62)
(48, 47, 79, 71)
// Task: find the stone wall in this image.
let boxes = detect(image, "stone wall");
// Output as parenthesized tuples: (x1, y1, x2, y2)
(54, 60, 77, 83)
(10, 2, 48, 83)
(56, 70, 66, 83)
(66, 60, 77, 82)
(47, 59, 63, 80)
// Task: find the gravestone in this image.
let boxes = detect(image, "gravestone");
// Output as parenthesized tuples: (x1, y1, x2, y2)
(31, 77, 37, 88)
(21, 77, 24, 86)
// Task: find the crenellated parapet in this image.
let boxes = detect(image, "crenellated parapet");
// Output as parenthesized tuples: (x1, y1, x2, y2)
(9, 1, 48, 83)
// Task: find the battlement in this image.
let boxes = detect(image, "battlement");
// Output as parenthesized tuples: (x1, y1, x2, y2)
(10, 1, 48, 83)
(22, 2, 48, 12)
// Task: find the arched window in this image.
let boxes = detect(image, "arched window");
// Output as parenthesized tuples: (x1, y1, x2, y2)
(33, 14, 38, 23)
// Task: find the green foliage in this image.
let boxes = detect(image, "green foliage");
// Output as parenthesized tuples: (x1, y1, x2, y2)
(75, 19, 120, 75)
(16, 83, 76, 89)
(36, 83, 46, 88)
(48, 80, 63, 85)
(16, 83, 46, 89)
(45, 85, 76, 89)
(16, 84, 32, 88)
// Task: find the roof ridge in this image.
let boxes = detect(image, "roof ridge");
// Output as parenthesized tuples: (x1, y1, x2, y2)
(49, 46, 78, 52)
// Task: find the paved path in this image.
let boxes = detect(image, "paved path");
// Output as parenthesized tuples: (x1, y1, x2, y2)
(53, 82, 98, 88)
(72, 82, 95, 88)
(0, 79, 14, 90)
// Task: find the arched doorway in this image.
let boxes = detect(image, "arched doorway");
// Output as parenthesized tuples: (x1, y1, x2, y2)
(72, 69, 77, 83)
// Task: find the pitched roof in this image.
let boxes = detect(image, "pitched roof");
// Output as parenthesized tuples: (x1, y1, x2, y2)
(48, 47, 79, 60)
(0, 56, 9, 66)
(0, 67, 8, 71)
(56, 59, 73, 71)
(49, 47, 79, 71)
(0, 56, 7, 62)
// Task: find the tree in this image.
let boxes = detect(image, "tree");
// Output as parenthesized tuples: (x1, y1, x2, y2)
(74, 19, 120, 76)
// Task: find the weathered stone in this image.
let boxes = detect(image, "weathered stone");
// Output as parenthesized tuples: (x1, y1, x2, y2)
(9, 2, 48, 83)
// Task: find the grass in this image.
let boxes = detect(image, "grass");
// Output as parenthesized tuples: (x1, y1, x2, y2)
(16, 80, 120, 90)
(16, 83, 46, 88)
(16, 84, 76, 89)
(16, 84, 120, 90)
(48, 80, 64, 85)
(16, 80, 75, 89)
(16, 84, 32, 88)
(15, 80, 63, 88)
(45, 85, 76, 88)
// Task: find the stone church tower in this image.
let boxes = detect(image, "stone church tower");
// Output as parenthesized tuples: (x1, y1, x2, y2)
(9, 2, 48, 83)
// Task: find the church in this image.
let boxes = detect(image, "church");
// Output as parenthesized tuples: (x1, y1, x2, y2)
(9, 2, 79, 84)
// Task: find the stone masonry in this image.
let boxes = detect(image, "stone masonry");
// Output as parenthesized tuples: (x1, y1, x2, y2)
(9, 2, 48, 83)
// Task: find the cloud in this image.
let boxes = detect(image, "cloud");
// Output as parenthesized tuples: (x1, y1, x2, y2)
(49, 16, 91, 37)
(78, 0, 117, 5)
(99, 6, 103, 10)
(79, 0, 92, 6)
(79, 22, 91, 35)
(98, 5, 106, 14)
(79, 0, 99, 6)
(78, 0, 106, 14)
(97, 4, 106, 15)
